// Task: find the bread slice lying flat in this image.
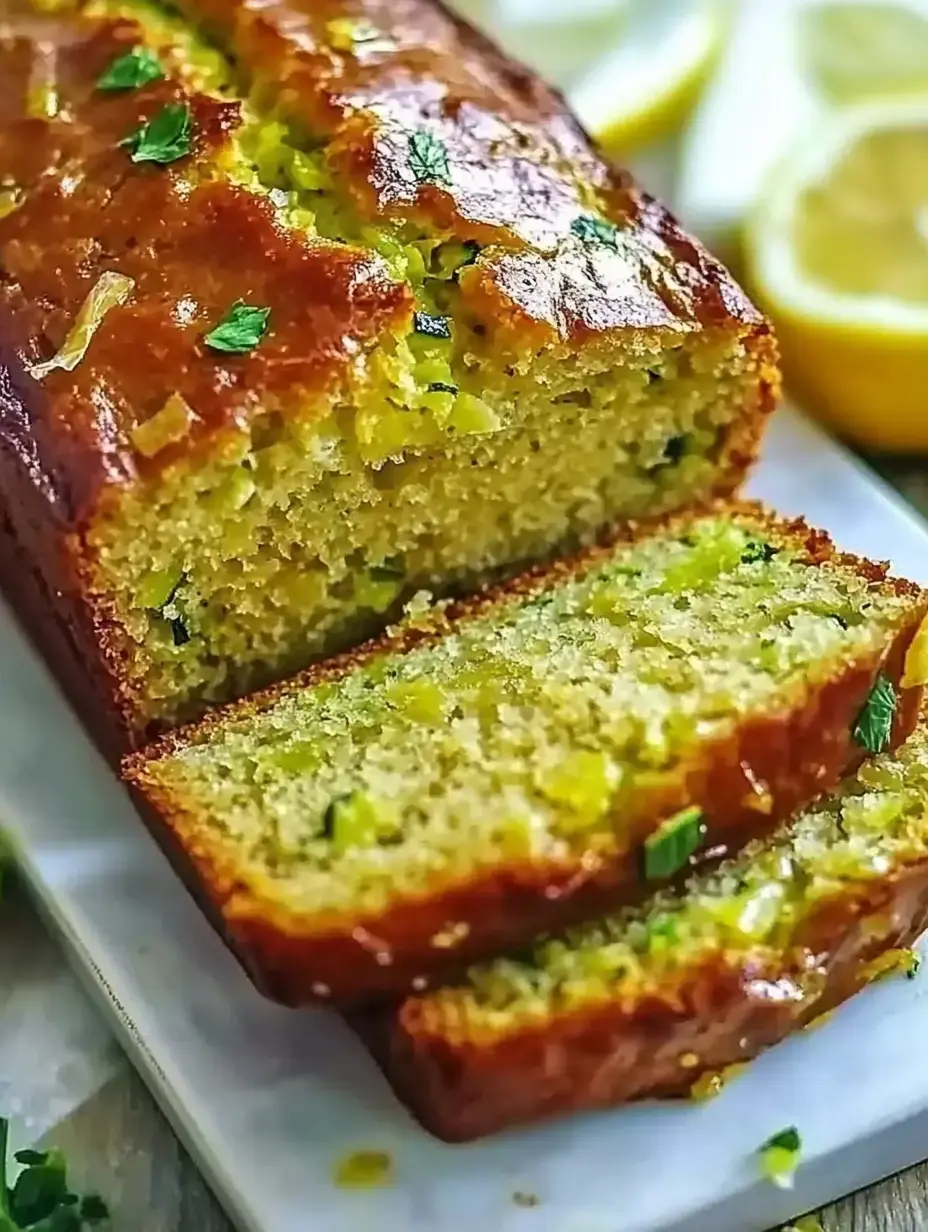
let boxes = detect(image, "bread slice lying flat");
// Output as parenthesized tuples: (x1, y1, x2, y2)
(124, 503, 928, 1005)
(364, 710, 928, 1141)
(0, 0, 776, 753)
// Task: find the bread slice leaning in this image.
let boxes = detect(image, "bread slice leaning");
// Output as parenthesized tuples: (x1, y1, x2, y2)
(124, 502, 928, 1006)
(125, 502, 926, 1010)
(362, 710, 928, 1141)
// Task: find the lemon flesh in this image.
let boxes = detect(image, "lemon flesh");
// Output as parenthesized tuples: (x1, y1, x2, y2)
(679, 0, 928, 260)
(748, 103, 928, 452)
(794, 122, 928, 302)
(801, 1, 928, 103)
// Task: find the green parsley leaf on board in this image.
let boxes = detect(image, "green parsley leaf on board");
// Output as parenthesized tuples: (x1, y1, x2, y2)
(643, 806, 704, 881)
(204, 301, 271, 355)
(0, 1119, 109, 1229)
(852, 672, 897, 754)
(409, 129, 452, 188)
(570, 214, 621, 250)
(98, 47, 165, 92)
(122, 102, 192, 165)
(758, 1125, 802, 1189)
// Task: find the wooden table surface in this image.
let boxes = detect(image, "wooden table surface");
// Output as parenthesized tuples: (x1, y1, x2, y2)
(21, 454, 928, 1232)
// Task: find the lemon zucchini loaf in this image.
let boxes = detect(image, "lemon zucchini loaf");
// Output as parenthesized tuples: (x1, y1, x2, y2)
(124, 504, 928, 1005)
(365, 712, 928, 1141)
(0, 0, 777, 753)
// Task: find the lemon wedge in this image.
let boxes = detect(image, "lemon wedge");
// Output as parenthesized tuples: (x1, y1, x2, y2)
(448, 0, 726, 154)
(569, 0, 728, 152)
(679, 0, 928, 260)
(746, 101, 928, 452)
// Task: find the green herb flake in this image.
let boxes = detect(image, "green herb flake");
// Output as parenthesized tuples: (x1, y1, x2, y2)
(408, 129, 452, 188)
(204, 301, 271, 355)
(852, 672, 897, 755)
(98, 46, 165, 92)
(427, 381, 458, 395)
(369, 563, 404, 583)
(122, 101, 192, 165)
(570, 214, 620, 250)
(170, 617, 191, 647)
(758, 1125, 802, 1189)
(0, 1120, 109, 1230)
(740, 541, 780, 565)
(413, 311, 452, 339)
(643, 806, 704, 881)
(908, 951, 922, 979)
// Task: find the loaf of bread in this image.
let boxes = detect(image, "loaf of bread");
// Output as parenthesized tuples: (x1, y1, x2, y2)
(0, 0, 777, 753)
(363, 710, 928, 1141)
(124, 504, 928, 1005)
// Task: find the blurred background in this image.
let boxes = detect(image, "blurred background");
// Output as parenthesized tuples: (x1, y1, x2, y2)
(449, 0, 928, 513)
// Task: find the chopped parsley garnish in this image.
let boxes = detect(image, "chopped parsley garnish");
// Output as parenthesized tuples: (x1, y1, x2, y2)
(643, 806, 704, 881)
(170, 618, 191, 647)
(204, 301, 271, 355)
(322, 794, 349, 840)
(369, 564, 404, 583)
(740, 541, 780, 565)
(663, 435, 686, 464)
(122, 101, 192, 165)
(757, 1125, 802, 1189)
(98, 46, 164, 92)
(852, 672, 897, 755)
(413, 311, 452, 339)
(908, 951, 922, 979)
(408, 129, 452, 188)
(0, 1119, 109, 1228)
(427, 381, 458, 395)
(570, 214, 620, 251)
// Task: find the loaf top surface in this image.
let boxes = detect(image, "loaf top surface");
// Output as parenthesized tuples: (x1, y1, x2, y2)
(399, 708, 928, 1045)
(125, 503, 925, 929)
(0, 0, 768, 520)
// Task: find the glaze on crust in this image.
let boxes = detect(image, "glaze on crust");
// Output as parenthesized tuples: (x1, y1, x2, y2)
(176, 0, 765, 342)
(0, 9, 411, 519)
(361, 850, 928, 1142)
(124, 504, 928, 1006)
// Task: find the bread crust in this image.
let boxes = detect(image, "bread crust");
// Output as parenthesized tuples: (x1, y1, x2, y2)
(0, 3, 778, 748)
(124, 503, 928, 1005)
(360, 854, 928, 1142)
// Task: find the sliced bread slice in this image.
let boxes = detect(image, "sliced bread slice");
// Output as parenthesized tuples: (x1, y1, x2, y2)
(364, 710, 928, 1140)
(124, 503, 928, 1004)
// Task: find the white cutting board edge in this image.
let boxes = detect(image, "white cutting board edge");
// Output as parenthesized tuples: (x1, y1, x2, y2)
(2, 407, 928, 1232)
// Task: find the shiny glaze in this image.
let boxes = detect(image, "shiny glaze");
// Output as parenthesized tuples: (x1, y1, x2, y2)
(0, 9, 411, 517)
(177, 0, 762, 339)
(0, 1, 766, 522)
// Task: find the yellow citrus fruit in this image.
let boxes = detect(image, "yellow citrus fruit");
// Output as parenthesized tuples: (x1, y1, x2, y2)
(746, 101, 928, 453)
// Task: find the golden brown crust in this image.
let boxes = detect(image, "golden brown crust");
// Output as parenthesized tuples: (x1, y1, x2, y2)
(175, 0, 766, 344)
(360, 860, 928, 1142)
(0, 9, 411, 521)
(124, 506, 928, 1005)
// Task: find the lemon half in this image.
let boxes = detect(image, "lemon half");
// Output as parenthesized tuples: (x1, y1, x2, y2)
(680, 0, 928, 261)
(747, 101, 928, 452)
(449, 0, 727, 155)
